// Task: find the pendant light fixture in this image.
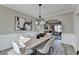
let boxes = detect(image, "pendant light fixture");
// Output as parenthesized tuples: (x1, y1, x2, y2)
(36, 4, 45, 25)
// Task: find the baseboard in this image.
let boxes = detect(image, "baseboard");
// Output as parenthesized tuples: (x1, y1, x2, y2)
(0, 47, 12, 52)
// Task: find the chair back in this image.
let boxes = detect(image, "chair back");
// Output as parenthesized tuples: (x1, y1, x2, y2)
(43, 37, 55, 53)
(12, 40, 21, 54)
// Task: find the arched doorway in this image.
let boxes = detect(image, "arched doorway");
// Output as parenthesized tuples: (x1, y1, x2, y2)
(44, 19, 62, 40)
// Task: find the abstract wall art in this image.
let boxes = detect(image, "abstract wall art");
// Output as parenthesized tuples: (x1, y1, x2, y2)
(14, 16, 32, 31)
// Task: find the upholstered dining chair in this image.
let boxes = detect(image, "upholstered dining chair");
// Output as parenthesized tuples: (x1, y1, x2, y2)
(7, 40, 33, 55)
(36, 37, 55, 55)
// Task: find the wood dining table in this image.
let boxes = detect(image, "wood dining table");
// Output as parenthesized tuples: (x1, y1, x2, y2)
(24, 34, 52, 49)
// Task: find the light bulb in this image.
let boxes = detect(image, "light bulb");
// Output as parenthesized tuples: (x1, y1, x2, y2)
(40, 21, 45, 24)
(36, 21, 38, 24)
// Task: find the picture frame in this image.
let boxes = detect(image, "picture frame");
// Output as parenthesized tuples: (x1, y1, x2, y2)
(14, 16, 32, 31)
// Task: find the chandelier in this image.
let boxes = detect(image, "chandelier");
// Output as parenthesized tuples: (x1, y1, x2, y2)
(36, 4, 45, 26)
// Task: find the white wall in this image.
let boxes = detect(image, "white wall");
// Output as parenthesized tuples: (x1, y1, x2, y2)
(0, 34, 20, 51)
(0, 31, 38, 51)
(62, 33, 77, 51)
(0, 5, 76, 51)
(73, 5, 79, 50)
(0, 5, 39, 51)
(0, 5, 36, 35)
(0, 5, 74, 34)
(45, 12, 77, 51)
(45, 12, 74, 33)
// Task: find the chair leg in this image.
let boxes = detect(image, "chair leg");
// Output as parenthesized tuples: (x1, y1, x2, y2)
(48, 47, 51, 55)
(48, 47, 54, 55)
(51, 47, 54, 52)
(31, 48, 37, 55)
(36, 51, 42, 55)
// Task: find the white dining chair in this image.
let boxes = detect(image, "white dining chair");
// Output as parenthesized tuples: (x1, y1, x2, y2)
(36, 37, 55, 55)
(12, 40, 21, 54)
(7, 40, 33, 55)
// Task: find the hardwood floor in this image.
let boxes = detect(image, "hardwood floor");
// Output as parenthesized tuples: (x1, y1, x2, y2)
(0, 43, 77, 55)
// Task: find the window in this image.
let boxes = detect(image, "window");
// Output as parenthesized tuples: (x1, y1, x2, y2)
(54, 24, 62, 32)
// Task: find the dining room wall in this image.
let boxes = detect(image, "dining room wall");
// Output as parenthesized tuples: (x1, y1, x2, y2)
(0, 5, 36, 35)
(0, 5, 76, 51)
(44, 12, 74, 33)
(73, 5, 79, 51)
(0, 5, 74, 35)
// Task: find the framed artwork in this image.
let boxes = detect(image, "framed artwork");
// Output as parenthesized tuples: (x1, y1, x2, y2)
(14, 16, 32, 31)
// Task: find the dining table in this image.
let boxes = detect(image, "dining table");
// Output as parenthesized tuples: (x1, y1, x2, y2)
(24, 34, 52, 49)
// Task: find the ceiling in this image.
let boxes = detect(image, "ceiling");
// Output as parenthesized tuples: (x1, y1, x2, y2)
(2, 4, 74, 18)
